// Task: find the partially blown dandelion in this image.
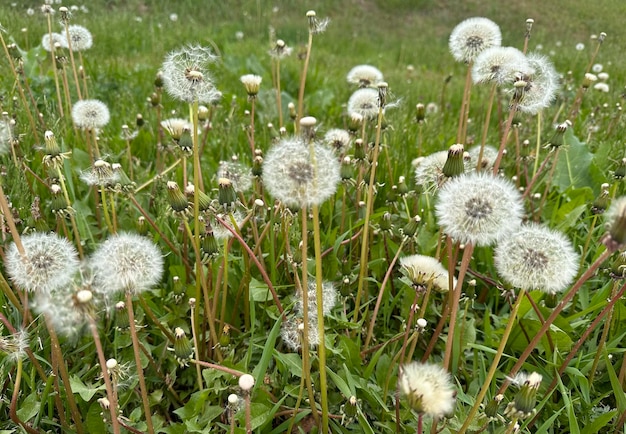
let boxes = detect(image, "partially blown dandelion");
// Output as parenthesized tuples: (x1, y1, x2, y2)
(399, 254, 456, 292)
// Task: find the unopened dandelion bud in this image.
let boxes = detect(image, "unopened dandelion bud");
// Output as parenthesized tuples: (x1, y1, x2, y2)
(178, 128, 193, 154)
(505, 372, 542, 420)
(415, 103, 426, 123)
(50, 184, 70, 216)
(442, 144, 465, 178)
(615, 158, 626, 180)
(582, 73, 597, 89)
(240, 74, 262, 99)
(610, 252, 626, 279)
(592, 185, 610, 214)
(115, 301, 130, 330)
(603, 197, 626, 251)
(202, 229, 220, 260)
(340, 156, 354, 180)
(198, 105, 209, 121)
(239, 373, 255, 392)
(544, 292, 558, 308)
(288, 102, 296, 120)
(380, 212, 393, 231)
(43, 130, 62, 160)
(173, 327, 194, 366)
(149, 92, 161, 106)
(189, 297, 197, 308)
(397, 175, 409, 196)
(377, 82, 388, 108)
(154, 71, 164, 88)
(166, 181, 190, 214)
(342, 396, 358, 421)
(218, 178, 237, 209)
(348, 112, 363, 133)
(185, 183, 212, 212)
(402, 215, 421, 238)
(485, 394, 503, 419)
(252, 155, 263, 177)
(111, 164, 135, 193)
(219, 324, 231, 347)
(354, 139, 366, 161)
(599, 32, 607, 43)
(135, 216, 147, 236)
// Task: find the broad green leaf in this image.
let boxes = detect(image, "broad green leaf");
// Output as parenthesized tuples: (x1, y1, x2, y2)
(249, 277, 272, 302)
(555, 130, 594, 192)
(16, 393, 40, 422)
(69, 375, 106, 402)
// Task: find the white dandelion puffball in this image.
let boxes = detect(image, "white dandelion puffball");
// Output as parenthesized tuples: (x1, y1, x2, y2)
(347, 87, 381, 119)
(494, 224, 579, 293)
(295, 281, 338, 317)
(449, 17, 502, 63)
(161, 45, 221, 104)
(435, 171, 524, 246)
(398, 362, 456, 417)
(515, 53, 559, 115)
(263, 138, 340, 208)
(90, 232, 164, 295)
(72, 99, 110, 129)
(63, 24, 93, 51)
(5, 232, 79, 293)
(472, 46, 531, 85)
(346, 64, 384, 87)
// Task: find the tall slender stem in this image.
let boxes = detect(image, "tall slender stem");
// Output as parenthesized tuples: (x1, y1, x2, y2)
(296, 29, 314, 131)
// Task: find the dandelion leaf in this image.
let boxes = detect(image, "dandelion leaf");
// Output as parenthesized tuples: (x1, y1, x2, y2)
(555, 130, 594, 192)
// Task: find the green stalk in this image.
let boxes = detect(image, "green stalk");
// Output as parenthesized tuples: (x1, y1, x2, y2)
(457, 289, 526, 434)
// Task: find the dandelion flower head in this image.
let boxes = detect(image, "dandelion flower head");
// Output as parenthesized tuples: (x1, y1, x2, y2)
(399, 254, 456, 292)
(90, 232, 164, 295)
(472, 46, 530, 85)
(346, 64, 384, 87)
(435, 171, 523, 246)
(161, 44, 221, 104)
(63, 24, 92, 51)
(347, 88, 381, 120)
(514, 53, 559, 114)
(398, 362, 456, 417)
(5, 232, 79, 293)
(262, 138, 340, 208)
(72, 99, 110, 129)
(494, 224, 579, 294)
(449, 17, 502, 63)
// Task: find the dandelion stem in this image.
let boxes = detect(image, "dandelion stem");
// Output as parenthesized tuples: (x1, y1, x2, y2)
(9, 358, 38, 434)
(476, 83, 497, 171)
(125, 292, 155, 434)
(492, 103, 518, 173)
(296, 29, 314, 131)
(353, 100, 385, 325)
(457, 289, 526, 434)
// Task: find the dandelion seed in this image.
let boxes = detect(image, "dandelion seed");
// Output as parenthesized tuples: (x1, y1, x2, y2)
(161, 45, 221, 104)
(63, 24, 92, 51)
(72, 99, 110, 129)
(399, 254, 456, 292)
(346, 64, 384, 87)
(347, 88, 381, 120)
(262, 138, 340, 208)
(435, 171, 524, 246)
(449, 17, 502, 63)
(494, 224, 578, 294)
(90, 232, 164, 295)
(398, 362, 456, 417)
(472, 46, 530, 85)
(5, 232, 79, 293)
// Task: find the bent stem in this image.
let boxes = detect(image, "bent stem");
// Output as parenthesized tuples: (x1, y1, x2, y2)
(457, 289, 526, 434)
(125, 291, 155, 434)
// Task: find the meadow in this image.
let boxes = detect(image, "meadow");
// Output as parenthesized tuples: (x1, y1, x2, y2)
(1, 0, 626, 433)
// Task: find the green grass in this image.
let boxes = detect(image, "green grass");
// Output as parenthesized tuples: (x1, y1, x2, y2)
(0, 1, 625, 433)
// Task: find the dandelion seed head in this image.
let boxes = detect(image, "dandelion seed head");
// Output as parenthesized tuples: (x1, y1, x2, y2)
(218, 160, 252, 192)
(323, 128, 351, 154)
(398, 362, 456, 417)
(515, 53, 559, 114)
(494, 224, 579, 293)
(449, 17, 502, 63)
(295, 281, 338, 317)
(472, 46, 531, 85)
(238, 374, 255, 392)
(63, 24, 92, 51)
(399, 254, 456, 291)
(5, 232, 79, 293)
(594, 82, 610, 93)
(161, 45, 221, 103)
(41, 32, 64, 52)
(0, 328, 29, 362)
(346, 64, 384, 87)
(90, 232, 164, 295)
(72, 99, 110, 129)
(347, 88, 381, 119)
(468, 145, 499, 170)
(435, 172, 523, 246)
(263, 138, 340, 208)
